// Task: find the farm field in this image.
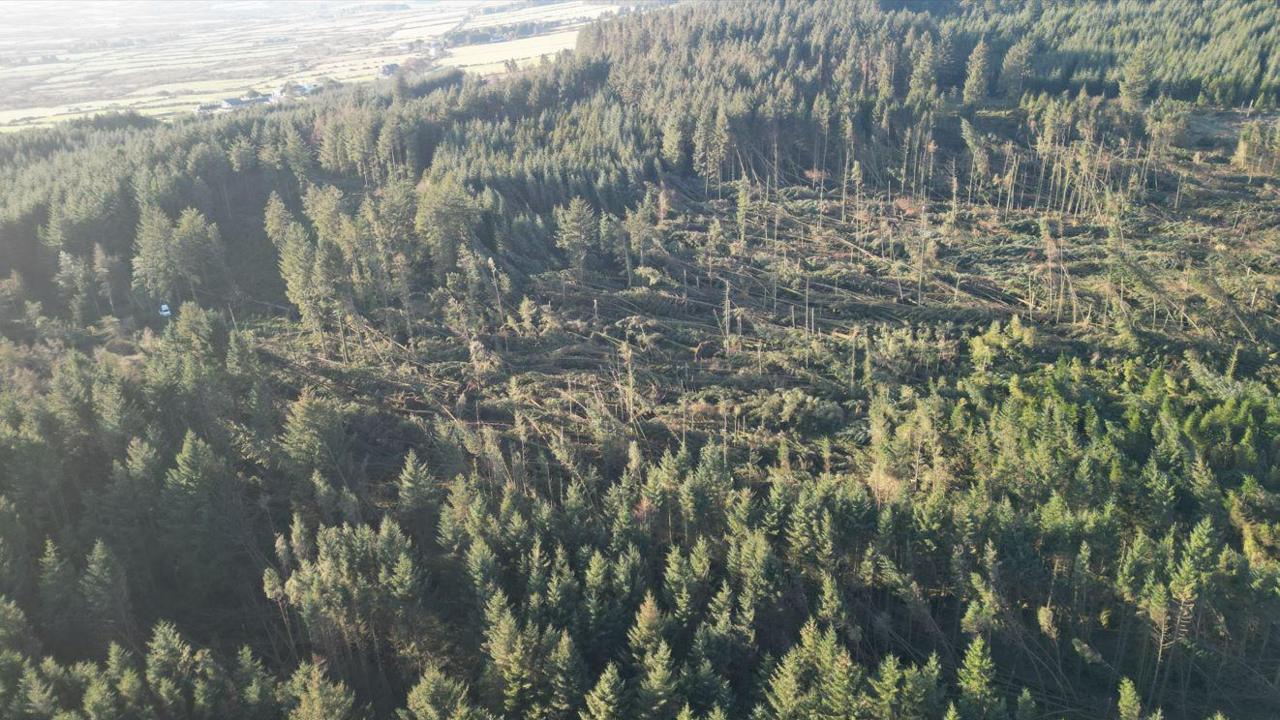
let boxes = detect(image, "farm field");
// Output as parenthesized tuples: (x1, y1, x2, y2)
(0, 0, 623, 130)
(440, 29, 581, 75)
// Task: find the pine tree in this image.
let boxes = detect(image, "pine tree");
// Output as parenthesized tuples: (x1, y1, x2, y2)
(812, 624, 858, 717)
(233, 646, 280, 720)
(158, 208, 226, 303)
(1117, 678, 1142, 720)
(145, 621, 230, 717)
(415, 177, 477, 281)
(483, 593, 536, 717)
(268, 196, 326, 343)
(80, 539, 133, 649)
(957, 636, 1005, 720)
(402, 664, 488, 720)
(662, 113, 687, 171)
(963, 39, 992, 105)
(396, 449, 435, 518)
(288, 662, 362, 720)
(161, 431, 234, 601)
(815, 572, 847, 636)
(628, 591, 667, 662)
(0, 596, 37, 655)
(1014, 689, 1036, 720)
(999, 38, 1033, 99)
(81, 671, 122, 720)
(636, 640, 678, 720)
(546, 630, 585, 720)
(555, 198, 597, 280)
(581, 664, 625, 720)
(712, 106, 731, 196)
(680, 656, 729, 716)
(902, 654, 943, 719)
(693, 106, 710, 180)
(763, 646, 807, 719)
(55, 250, 98, 325)
(869, 654, 903, 719)
(907, 34, 939, 111)
(37, 539, 82, 654)
(1119, 44, 1155, 113)
(131, 206, 178, 302)
(20, 665, 57, 717)
(598, 214, 619, 262)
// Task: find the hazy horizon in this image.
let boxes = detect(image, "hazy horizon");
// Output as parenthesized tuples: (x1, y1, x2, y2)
(0, 0, 612, 128)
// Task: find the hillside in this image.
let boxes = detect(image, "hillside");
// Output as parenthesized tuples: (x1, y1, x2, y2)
(1, 1, 1280, 718)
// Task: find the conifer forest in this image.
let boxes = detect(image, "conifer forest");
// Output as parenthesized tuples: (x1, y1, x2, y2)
(4, 1, 1280, 718)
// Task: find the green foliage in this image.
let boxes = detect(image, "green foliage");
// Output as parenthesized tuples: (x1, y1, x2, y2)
(555, 197, 597, 279)
(401, 664, 490, 720)
(415, 177, 478, 281)
(288, 662, 363, 720)
(1121, 43, 1156, 113)
(999, 38, 1033, 100)
(957, 636, 1005, 720)
(0, 2, 1277, 720)
(581, 663, 625, 720)
(963, 39, 993, 105)
(132, 206, 226, 303)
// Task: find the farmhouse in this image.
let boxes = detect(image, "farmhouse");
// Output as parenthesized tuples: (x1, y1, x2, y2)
(271, 82, 320, 102)
(197, 95, 271, 113)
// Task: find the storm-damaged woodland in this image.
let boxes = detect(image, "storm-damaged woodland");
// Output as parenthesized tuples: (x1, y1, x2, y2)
(2, 1, 1280, 718)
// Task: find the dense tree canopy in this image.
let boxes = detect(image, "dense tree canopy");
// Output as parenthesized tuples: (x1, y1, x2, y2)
(1, 0, 1279, 718)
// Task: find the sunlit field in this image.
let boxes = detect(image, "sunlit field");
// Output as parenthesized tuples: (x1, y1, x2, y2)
(0, 0, 620, 129)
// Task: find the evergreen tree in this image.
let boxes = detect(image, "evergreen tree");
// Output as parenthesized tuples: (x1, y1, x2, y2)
(957, 636, 1005, 720)
(1120, 43, 1155, 113)
(662, 112, 687, 171)
(402, 664, 489, 720)
(0, 596, 37, 655)
(908, 34, 939, 111)
(37, 539, 81, 654)
(145, 621, 231, 718)
(80, 539, 133, 650)
(999, 38, 1033, 99)
(483, 592, 537, 717)
(132, 206, 178, 302)
(555, 197, 597, 280)
(396, 449, 435, 519)
(415, 178, 477, 281)
(581, 663, 625, 720)
(161, 431, 235, 602)
(869, 654, 903, 719)
(288, 662, 362, 720)
(233, 646, 280, 720)
(1117, 678, 1142, 720)
(628, 591, 667, 662)
(1014, 689, 1036, 720)
(546, 630, 585, 720)
(963, 39, 992, 105)
(637, 640, 678, 720)
(133, 207, 225, 303)
(0, 3, 1277, 719)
